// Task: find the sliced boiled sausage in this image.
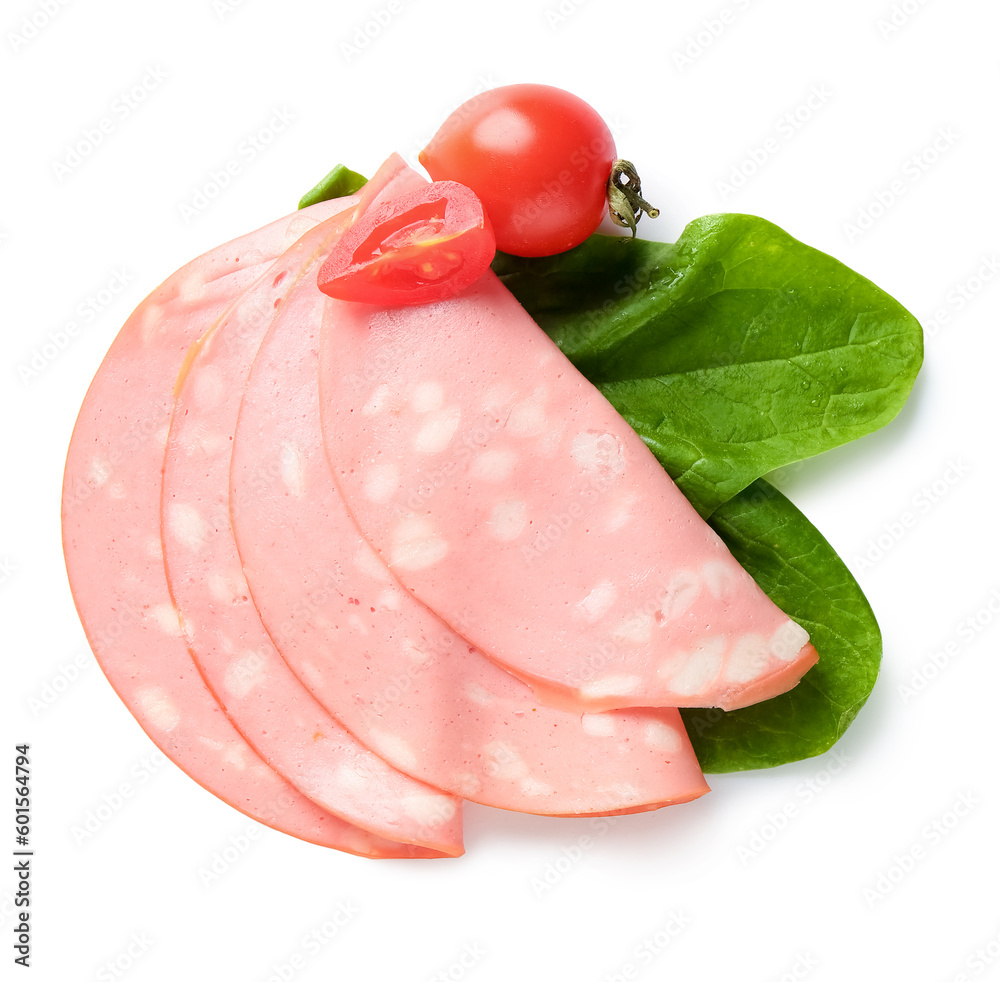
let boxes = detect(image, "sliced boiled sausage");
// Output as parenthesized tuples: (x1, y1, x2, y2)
(62, 191, 453, 858)
(160, 163, 462, 853)
(317, 221, 817, 713)
(229, 250, 709, 816)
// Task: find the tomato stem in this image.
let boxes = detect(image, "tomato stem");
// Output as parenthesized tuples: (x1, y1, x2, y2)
(607, 160, 659, 236)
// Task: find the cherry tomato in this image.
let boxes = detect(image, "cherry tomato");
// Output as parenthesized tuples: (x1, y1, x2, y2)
(316, 181, 495, 306)
(419, 84, 616, 258)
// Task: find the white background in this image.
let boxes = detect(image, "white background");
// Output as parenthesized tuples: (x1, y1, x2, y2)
(3, 0, 998, 979)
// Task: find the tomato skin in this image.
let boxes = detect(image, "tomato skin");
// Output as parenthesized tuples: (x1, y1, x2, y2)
(419, 84, 616, 258)
(316, 181, 495, 306)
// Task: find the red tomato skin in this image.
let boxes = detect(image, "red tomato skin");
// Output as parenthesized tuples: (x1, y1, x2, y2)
(317, 180, 495, 306)
(419, 84, 615, 257)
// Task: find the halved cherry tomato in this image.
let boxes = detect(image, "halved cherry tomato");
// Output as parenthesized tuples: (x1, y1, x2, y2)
(317, 181, 495, 305)
(419, 84, 616, 258)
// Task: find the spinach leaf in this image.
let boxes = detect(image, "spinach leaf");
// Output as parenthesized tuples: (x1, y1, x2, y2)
(494, 215, 923, 516)
(298, 164, 368, 209)
(680, 479, 881, 772)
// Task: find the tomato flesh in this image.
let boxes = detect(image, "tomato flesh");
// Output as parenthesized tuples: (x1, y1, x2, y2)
(419, 84, 616, 257)
(317, 182, 495, 305)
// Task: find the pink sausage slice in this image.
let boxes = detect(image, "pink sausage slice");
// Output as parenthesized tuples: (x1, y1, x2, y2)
(318, 268, 817, 713)
(229, 261, 709, 816)
(62, 194, 447, 857)
(161, 169, 463, 854)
